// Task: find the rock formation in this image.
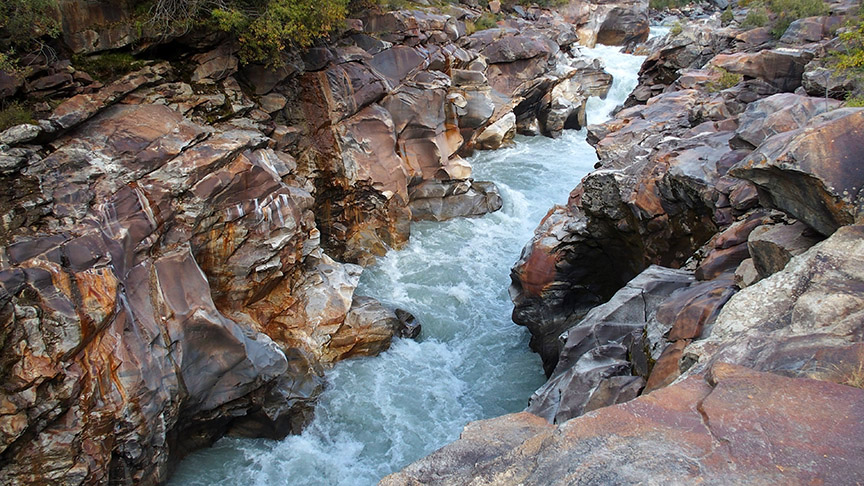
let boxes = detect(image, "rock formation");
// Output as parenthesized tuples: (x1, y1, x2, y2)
(0, 1, 633, 484)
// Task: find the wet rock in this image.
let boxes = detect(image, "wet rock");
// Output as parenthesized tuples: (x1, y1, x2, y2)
(395, 308, 422, 338)
(730, 108, 864, 236)
(475, 112, 516, 149)
(383, 363, 864, 486)
(409, 179, 502, 221)
(747, 220, 824, 279)
(330, 296, 402, 360)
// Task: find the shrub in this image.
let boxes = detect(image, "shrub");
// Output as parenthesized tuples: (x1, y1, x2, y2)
(72, 52, 145, 82)
(0, 0, 61, 72)
(670, 20, 683, 36)
(0, 102, 33, 132)
(146, 0, 348, 66)
(768, 0, 829, 37)
(706, 66, 742, 92)
(834, 22, 864, 71)
(650, 0, 689, 10)
(845, 93, 864, 107)
(721, 7, 734, 25)
(742, 4, 769, 28)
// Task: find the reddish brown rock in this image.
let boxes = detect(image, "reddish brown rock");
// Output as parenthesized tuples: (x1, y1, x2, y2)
(383, 363, 864, 486)
(709, 49, 813, 92)
(747, 220, 824, 279)
(730, 108, 864, 236)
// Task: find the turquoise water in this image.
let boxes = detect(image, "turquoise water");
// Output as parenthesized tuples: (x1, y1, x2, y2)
(169, 43, 645, 486)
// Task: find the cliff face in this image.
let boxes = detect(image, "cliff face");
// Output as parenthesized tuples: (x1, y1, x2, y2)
(0, 1, 645, 484)
(386, 0, 864, 483)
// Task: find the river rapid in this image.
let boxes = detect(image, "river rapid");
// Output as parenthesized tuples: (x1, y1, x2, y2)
(170, 42, 647, 486)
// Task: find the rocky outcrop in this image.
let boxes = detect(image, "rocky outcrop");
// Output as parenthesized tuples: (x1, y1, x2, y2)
(525, 265, 694, 424)
(682, 224, 864, 381)
(730, 108, 864, 236)
(381, 363, 864, 486)
(0, 69, 403, 485)
(0, 1, 636, 483)
(560, 0, 650, 48)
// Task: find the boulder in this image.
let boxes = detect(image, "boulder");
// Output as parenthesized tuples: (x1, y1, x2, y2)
(191, 45, 239, 84)
(730, 108, 864, 236)
(708, 49, 813, 92)
(730, 93, 842, 149)
(747, 221, 823, 279)
(409, 179, 503, 221)
(475, 112, 516, 150)
(382, 363, 864, 486)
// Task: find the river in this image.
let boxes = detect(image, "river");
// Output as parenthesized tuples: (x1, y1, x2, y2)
(169, 42, 647, 486)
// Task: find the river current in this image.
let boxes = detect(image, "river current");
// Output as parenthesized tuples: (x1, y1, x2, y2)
(170, 42, 646, 486)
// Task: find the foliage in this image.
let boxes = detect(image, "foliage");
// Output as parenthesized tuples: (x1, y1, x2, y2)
(742, 4, 769, 28)
(146, 0, 348, 65)
(706, 66, 742, 92)
(845, 93, 864, 107)
(834, 22, 864, 71)
(0, 102, 33, 131)
(721, 7, 734, 25)
(670, 21, 683, 36)
(0, 0, 61, 49)
(769, 0, 829, 37)
(72, 53, 145, 82)
(466, 12, 500, 34)
(0, 0, 60, 72)
(649, 0, 689, 10)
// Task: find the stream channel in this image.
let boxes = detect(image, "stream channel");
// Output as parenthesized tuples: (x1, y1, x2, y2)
(170, 41, 648, 486)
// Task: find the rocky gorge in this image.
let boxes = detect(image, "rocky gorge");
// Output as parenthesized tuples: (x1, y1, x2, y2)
(2, 0, 864, 484)
(0, 0, 648, 484)
(383, 0, 864, 483)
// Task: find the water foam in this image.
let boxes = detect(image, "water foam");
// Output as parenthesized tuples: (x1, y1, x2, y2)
(170, 42, 646, 486)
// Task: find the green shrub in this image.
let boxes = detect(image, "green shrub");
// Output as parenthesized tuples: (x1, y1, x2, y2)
(670, 20, 683, 36)
(845, 93, 864, 107)
(721, 7, 734, 25)
(706, 66, 742, 92)
(0, 102, 33, 131)
(145, 0, 348, 66)
(742, 4, 769, 28)
(649, 0, 689, 10)
(0, 0, 60, 72)
(768, 0, 829, 37)
(72, 52, 145, 82)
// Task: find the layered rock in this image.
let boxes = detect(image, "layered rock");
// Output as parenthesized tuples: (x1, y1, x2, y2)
(0, 70, 401, 485)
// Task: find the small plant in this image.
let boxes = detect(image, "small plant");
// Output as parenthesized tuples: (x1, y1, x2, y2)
(670, 20, 684, 36)
(840, 361, 864, 388)
(721, 7, 734, 25)
(706, 66, 742, 92)
(846, 93, 864, 106)
(834, 22, 864, 71)
(0, 102, 34, 132)
(742, 4, 769, 28)
(72, 52, 145, 82)
(768, 0, 829, 38)
(649, 0, 689, 10)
